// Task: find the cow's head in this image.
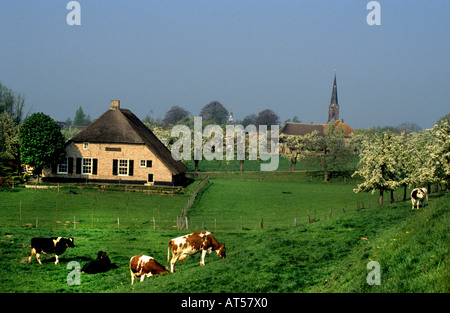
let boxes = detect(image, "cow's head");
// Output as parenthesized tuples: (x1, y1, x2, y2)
(216, 243, 226, 259)
(66, 237, 75, 248)
(416, 189, 424, 199)
(97, 251, 108, 259)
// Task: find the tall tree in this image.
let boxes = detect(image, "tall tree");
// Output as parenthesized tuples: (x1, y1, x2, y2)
(73, 106, 91, 126)
(353, 131, 400, 205)
(0, 82, 27, 123)
(254, 109, 280, 128)
(163, 106, 190, 127)
(0, 112, 21, 176)
(427, 121, 450, 192)
(280, 131, 317, 171)
(19, 113, 66, 177)
(200, 101, 228, 125)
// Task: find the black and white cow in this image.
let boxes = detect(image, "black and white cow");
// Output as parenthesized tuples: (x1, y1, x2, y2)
(411, 188, 428, 210)
(28, 237, 75, 265)
(81, 251, 112, 274)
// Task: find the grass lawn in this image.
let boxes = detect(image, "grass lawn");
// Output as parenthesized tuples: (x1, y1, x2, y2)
(0, 172, 448, 293)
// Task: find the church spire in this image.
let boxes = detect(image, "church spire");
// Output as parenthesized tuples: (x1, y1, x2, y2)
(328, 71, 339, 123)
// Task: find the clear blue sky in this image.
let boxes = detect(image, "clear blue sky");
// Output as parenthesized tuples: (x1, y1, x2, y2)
(1, 1, 449, 129)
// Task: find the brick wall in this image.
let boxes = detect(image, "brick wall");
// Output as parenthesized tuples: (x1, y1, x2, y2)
(45, 142, 174, 184)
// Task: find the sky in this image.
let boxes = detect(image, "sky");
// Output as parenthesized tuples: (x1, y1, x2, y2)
(0, 0, 449, 130)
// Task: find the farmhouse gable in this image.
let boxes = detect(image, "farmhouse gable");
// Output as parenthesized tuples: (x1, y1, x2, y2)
(44, 101, 186, 185)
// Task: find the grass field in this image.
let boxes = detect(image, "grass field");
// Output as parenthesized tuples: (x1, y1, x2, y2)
(0, 172, 448, 293)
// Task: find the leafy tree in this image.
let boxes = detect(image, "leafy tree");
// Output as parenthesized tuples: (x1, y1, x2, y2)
(353, 131, 400, 205)
(200, 101, 228, 125)
(280, 131, 317, 171)
(308, 124, 353, 182)
(254, 109, 280, 127)
(19, 113, 66, 177)
(437, 113, 450, 125)
(240, 114, 256, 127)
(395, 122, 422, 133)
(163, 106, 190, 127)
(427, 121, 450, 192)
(73, 106, 91, 126)
(0, 112, 21, 176)
(0, 81, 27, 123)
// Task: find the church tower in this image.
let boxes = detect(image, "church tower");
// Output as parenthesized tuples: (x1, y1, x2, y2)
(328, 72, 339, 123)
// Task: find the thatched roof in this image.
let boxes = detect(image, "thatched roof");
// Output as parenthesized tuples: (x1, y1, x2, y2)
(69, 104, 186, 175)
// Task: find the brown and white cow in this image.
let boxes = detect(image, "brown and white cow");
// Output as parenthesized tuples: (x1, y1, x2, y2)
(129, 255, 168, 285)
(411, 187, 428, 210)
(167, 231, 226, 273)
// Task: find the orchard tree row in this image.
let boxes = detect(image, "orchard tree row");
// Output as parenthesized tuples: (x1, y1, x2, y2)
(352, 121, 450, 205)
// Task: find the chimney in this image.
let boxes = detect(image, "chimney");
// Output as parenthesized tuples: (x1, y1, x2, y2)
(111, 100, 120, 110)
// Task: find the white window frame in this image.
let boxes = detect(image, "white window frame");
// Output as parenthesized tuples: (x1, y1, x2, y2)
(57, 157, 69, 174)
(118, 159, 129, 176)
(82, 158, 93, 175)
(83, 142, 89, 150)
(140, 159, 152, 168)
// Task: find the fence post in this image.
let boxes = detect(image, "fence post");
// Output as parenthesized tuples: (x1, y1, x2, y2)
(294, 216, 297, 227)
(260, 217, 263, 230)
(74, 216, 76, 229)
(240, 216, 243, 230)
(36, 216, 38, 228)
(19, 200, 22, 227)
(329, 207, 332, 219)
(117, 217, 120, 231)
(185, 216, 188, 230)
(215, 218, 217, 231)
(153, 217, 155, 230)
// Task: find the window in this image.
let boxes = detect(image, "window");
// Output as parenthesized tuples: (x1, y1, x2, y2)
(140, 160, 152, 168)
(83, 142, 89, 150)
(82, 158, 92, 174)
(113, 159, 133, 176)
(118, 159, 128, 176)
(57, 158, 68, 174)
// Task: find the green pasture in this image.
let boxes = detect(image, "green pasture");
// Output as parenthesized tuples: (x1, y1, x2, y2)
(0, 172, 448, 293)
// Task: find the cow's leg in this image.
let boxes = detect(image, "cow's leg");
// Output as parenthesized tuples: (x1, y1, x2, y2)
(54, 255, 59, 265)
(28, 248, 36, 264)
(140, 275, 145, 282)
(36, 253, 42, 265)
(130, 270, 135, 285)
(170, 254, 179, 273)
(200, 249, 207, 266)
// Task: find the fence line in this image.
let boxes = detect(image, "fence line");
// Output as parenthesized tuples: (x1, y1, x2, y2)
(178, 174, 210, 229)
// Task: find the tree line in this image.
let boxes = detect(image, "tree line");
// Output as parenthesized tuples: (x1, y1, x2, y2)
(144, 101, 281, 129)
(352, 122, 450, 205)
(1, 79, 449, 194)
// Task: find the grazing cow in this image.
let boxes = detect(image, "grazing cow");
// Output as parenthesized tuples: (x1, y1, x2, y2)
(167, 231, 226, 273)
(411, 187, 428, 210)
(81, 251, 112, 274)
(28, 237, 75, 265)
(129, 255, 168, 285)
